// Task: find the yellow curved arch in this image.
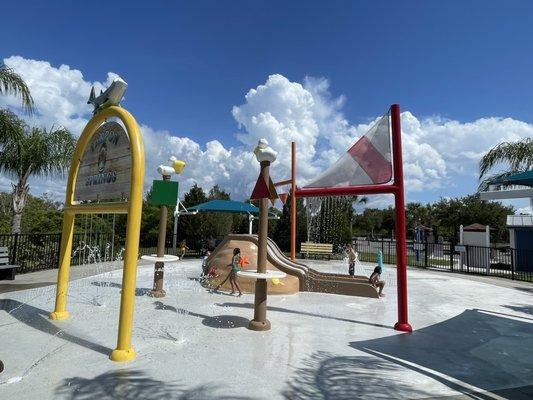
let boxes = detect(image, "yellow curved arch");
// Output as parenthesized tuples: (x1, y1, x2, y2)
(50, 106, 144, 362)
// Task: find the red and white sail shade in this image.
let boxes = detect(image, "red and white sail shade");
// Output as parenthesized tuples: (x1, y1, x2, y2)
(305, 112, 392, 188)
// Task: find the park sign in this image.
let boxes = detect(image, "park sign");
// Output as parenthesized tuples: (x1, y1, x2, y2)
(74, 121, 131, 202)
(52, 96, 146, 362)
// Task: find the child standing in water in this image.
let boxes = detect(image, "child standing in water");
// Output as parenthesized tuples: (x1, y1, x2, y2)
(346, 244, 356, 276)
(179, 240, 189, 260)
(201, 251, 211, 278)
(214, 248, 243, 296)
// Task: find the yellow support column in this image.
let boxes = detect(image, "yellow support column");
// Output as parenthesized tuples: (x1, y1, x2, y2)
(110, 212, 142, 361)
(50, 212, 75, 320)
(109, 107, 144, 362)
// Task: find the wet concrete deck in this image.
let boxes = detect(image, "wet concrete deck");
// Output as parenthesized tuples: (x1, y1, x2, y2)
(0, 258, 532, 399)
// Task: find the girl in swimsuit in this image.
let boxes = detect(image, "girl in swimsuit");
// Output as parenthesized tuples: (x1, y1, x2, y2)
(229, 248, 243, 296)
(369, 265, 385, 297)
(214, 248, 243, 296)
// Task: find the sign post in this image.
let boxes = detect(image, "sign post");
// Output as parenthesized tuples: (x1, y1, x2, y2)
(50, 81, 145, 362)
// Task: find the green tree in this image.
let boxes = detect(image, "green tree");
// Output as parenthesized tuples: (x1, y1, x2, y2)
(204, 184, 233, 237)
(178, 184, 208, 244)
(0, 110, 76, 233)
(0, 192, 65, 233)
(141, 186, 165, 239)
(406, 202, 437, 232)
(272, 192, 307, 252)
(208, 185, 230, 200)
(349, 196, 367, 237)
(355, 208, 384, 238)
(433, 195, 513, 241)
(0, 64, 34, 114)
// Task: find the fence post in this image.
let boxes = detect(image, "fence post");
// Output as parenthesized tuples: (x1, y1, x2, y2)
(424, 235, 428, 268)
(450, 239, 454, 272)
(511, 248, 515, 280)
(12, 233, 19, 266)
(466, 246, 469, 273)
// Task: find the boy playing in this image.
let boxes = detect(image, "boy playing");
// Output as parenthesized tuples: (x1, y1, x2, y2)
(346, 244, 356, 276)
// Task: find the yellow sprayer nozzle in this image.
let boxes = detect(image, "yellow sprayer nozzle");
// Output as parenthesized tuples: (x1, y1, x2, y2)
(173, 160, 186, 174)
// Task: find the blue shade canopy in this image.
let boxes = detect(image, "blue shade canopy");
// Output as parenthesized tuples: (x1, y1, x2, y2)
(490, 170, 533, 187)
(188, 200, 260, 214)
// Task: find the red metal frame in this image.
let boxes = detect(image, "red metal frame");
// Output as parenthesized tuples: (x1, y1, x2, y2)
(294, 104, 412, 332)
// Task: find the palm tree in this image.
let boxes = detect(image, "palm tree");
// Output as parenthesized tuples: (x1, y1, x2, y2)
(478, 138, 533, 190)
(0, 110, 76, 233)
(0, 64, 34, 114)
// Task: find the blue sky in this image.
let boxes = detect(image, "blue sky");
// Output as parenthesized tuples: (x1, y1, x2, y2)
(1, 1, 532, 210)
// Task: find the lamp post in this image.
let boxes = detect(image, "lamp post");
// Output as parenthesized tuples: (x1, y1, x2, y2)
(249, 139, 277, 331)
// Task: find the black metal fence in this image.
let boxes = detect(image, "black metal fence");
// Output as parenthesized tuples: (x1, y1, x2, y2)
(2, 231, 532, 283)
(0, 232, 204, 274)
(352, 237, 533, 283)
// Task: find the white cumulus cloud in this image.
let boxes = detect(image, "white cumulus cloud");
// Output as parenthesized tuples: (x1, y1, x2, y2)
(1, 56, 532, 214)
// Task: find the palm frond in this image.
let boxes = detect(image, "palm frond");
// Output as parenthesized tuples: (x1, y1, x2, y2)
(0, 64, 35, 114)
(0, 121, 75, 181)
(0, 110, 26, 178)
(479, 138, 533, 179)
(27, 126, 76, 178)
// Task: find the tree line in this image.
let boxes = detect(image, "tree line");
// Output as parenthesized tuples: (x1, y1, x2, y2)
(0, 186, 514, 250)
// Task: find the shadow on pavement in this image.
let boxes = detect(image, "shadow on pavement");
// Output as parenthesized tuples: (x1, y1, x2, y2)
(0, 299, 111, 356)
(514, 286, 533, 294)
(153, 301, 249, 329)
(0, 282, 56, 294)
(281, 351, 434, 399)
(217, 302, 392, 330)
(350, 308, 533, 398)
(91, 281, 151, 296)
(501, 304, 533, 316)
(55, 369, 254, 399)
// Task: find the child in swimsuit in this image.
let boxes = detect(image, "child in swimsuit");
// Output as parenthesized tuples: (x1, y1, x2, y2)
(369, 265, 385, 297)
(214, 248, 243, 296)
(346, 244, 356, 276)
(230, 248, 243, 296)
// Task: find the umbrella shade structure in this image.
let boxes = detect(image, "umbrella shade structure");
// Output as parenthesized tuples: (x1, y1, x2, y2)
(187, 199, 260, 214)
(187, 199, 278, 217)
(183, 200, 279, 236)
(490, 170, 533, 187)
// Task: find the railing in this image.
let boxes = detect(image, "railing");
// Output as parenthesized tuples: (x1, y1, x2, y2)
(352, 237, 533, 283)
(0, 232, 205, 274)
(2, 231, 532, 283)
(0, 233, 62, 274)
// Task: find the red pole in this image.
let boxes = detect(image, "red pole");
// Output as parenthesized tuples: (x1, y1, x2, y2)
(391, 104, 412, 332)
(290, 141, 297, 261)
(296, 184, 398, 198)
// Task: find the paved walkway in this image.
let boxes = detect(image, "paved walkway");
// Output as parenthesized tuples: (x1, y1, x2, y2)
(1, 258, 532, 399)
(0, 260, 151, 294)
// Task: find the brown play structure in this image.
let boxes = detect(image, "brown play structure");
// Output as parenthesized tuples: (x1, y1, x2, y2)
(204, 234, 379, 298)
